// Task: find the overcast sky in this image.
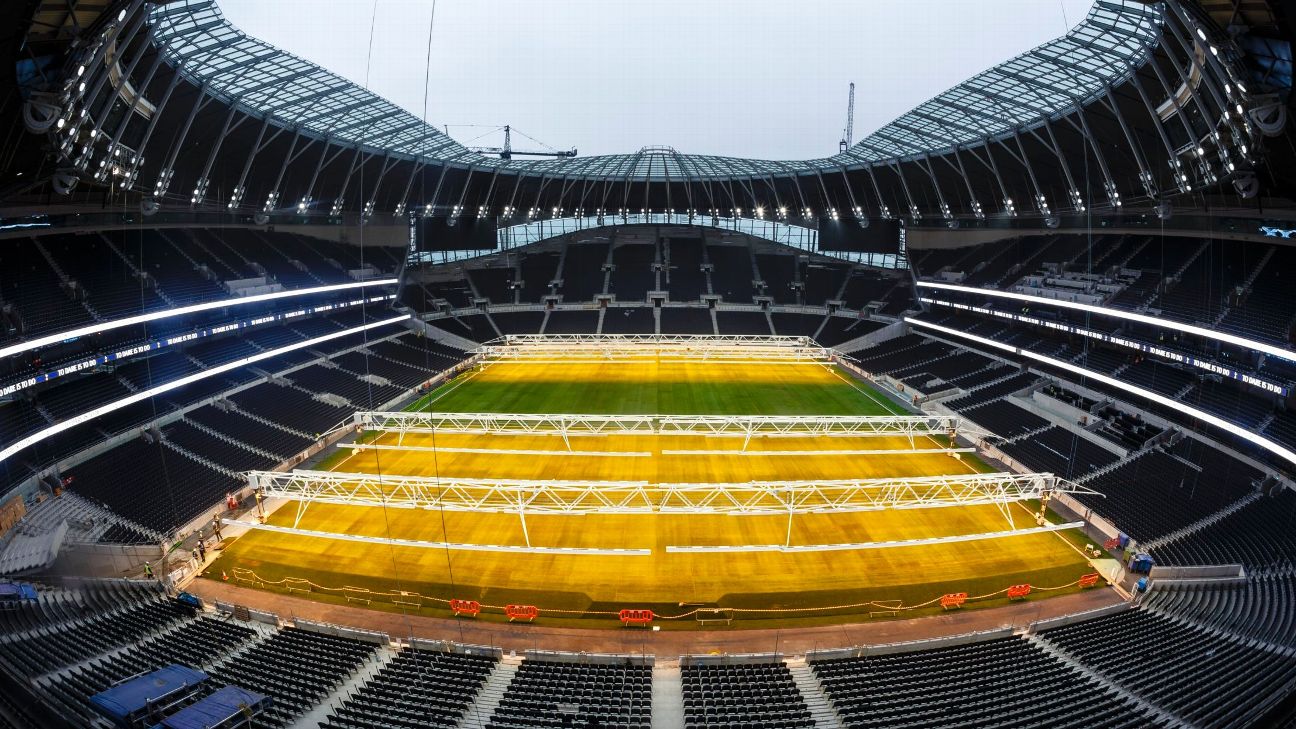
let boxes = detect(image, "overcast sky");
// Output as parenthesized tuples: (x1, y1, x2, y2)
(218, 0, 1094, 160)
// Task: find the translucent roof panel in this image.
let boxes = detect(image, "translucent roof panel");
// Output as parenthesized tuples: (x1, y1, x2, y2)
(149, 0, 1162, 179)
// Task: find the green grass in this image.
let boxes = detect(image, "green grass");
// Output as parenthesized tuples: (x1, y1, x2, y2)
(408, 365, 905, 416)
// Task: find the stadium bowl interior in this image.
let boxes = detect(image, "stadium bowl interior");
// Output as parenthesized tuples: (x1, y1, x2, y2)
(1, 0, 1295, 727)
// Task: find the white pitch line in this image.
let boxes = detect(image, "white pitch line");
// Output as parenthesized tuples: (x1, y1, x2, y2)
(658, 443, 974, 454)
(223, 519, 651, 556)
(353, 443, 652, 457)
(665, 521, 1085, 553)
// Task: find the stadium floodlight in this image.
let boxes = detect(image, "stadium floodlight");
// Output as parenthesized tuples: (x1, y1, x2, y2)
(0, 278, 399, 360)
(916, 280, 1296, 364)
(0, 315, 410, 466)
(905, 316, 1296, 468)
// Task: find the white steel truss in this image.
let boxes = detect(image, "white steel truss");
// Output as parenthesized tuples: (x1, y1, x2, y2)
(354, 412, 963, 443)
(473, 334, 841, 363)
(248, 469, 1095, 517)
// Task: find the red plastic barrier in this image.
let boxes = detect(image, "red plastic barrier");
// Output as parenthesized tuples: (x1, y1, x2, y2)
(939, 593, 967, 610)
(449, 599, 481, 617)
(505, 604, 539, 622)
(619, 609, 654, 626)
(1103, 537, 1119, 550)
(1007, 584, 1032, 600)
(1078, 573, 1101, 589)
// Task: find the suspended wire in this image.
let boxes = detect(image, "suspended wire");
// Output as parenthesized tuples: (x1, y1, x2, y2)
(348, 0, 425, 650)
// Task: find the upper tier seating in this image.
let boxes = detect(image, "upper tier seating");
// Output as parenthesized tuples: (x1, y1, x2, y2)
(64, 436, 240, 534)
(755, 253, 797, 304)
(960, 398, 1050, 438)
(519, 250, 560, 302)
(560, 243, 610, 301)
(1152, 487, 1296, 569)
(0, 238, 97, 339)
(707, 244, 755, 303)
(665, 236, 708, 301)
(1077, 446, 1256, 542)
(469, 266, 516, 304)
(999, 426, 1120, 479)
(609, 243, 658, 301)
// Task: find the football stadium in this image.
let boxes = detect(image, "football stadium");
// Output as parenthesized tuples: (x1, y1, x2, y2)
(0, 0, 1294, 727)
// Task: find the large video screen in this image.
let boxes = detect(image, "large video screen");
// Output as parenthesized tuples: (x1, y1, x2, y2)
(817, 217, 902, 254)
(415, 216, 498, 251)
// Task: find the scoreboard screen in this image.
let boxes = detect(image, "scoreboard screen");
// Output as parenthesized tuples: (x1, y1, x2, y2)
(817, 217, 902, 254)
(415, 216, 498, 251)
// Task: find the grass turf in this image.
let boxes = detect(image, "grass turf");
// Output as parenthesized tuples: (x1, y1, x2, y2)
(409, 362, 906, 416)
(211, 358, 1094, 629)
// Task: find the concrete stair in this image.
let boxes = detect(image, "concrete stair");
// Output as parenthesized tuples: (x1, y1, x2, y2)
(457, 653, 521, 729)
(650, 663, 685, 729)
(786, 657, 843, 728)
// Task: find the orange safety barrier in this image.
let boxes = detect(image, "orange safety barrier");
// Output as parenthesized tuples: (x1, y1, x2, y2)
(505, 604, 539, 622)
(939, 593, 967, 610)
(1078, 573, 1102, 589)
(449, 599, 481, 617)
(619, 609, 654, 626)
(1007, 584, 1032, 600)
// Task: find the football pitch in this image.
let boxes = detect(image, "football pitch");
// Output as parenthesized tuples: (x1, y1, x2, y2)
(210, 357, 1095, 629)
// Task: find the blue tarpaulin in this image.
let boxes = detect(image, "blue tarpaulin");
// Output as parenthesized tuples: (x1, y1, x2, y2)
(0, 583, 37, 601)
(89, 665, 208, 724)
(161, 685, 270, 729)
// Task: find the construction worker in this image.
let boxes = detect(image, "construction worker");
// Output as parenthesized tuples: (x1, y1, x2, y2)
(212, 514, 224, 542)
(143, 561, 153, 579)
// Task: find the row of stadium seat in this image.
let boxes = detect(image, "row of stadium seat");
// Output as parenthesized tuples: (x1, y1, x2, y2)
(427, 308, 890, 344)
(8, 582, 1295, 729)
(410, 237, 908, 310)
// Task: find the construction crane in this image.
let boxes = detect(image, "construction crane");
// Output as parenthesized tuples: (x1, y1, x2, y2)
(838, 82, 855, 153)
(466, 125, 577, 160)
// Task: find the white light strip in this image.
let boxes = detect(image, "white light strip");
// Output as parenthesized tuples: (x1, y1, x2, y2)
(916, 280, 1296, 363)
(0, 315, 409, 466)
(0, 294, 396, 398)
(224, 519, 651, 556)
(905, 317, 1296, 467)
(665, 521, 1084, 553)
(0, 278, 399, 360)
(920, 296, 1288, 396)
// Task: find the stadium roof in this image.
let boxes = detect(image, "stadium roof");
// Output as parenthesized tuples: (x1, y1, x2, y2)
(149, 0, 1163, 179)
